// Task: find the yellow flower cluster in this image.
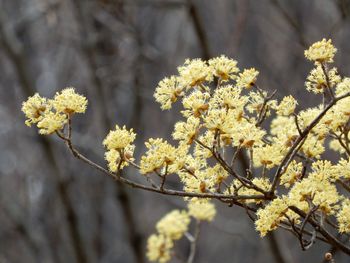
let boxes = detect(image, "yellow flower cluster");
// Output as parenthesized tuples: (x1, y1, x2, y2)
(179, 162, 228, 194)
(104, 146, 135, 171)
(336, 78, 350, 96)
(154, 76, 184, 110)
(37, 111, 67, 135)
(188, 200, 216, 221)
(172, 116, 200, 144)
(103, 125, 136, 150)
(305, 65, 341, 94)
(22, 87, 87, 134)
(182, 90, 210, 118)
(337, 200, 350, 233)
(208, 55, 239, 81)
(253, 143, 286, 169)
(335, 159, 350, 179)
(276, 95, 297, 116)
(103, 125, 136, 171)
(255, 197, 289, 237)
(304, 38, 337, 64)
(22, 93, 49, 127)
(147, 202, 216, 263)
(235, 68, 259, 89)
(280, 160, 303, 188)
(156, 210, 190, 240)
(154, 56, 239, 110)
(147, 234, 173, 263)
(140, 138, 187, 174)
(288, 175, 340, 214)
(178, 59, 213, 88)
(52, 87, 87, 114)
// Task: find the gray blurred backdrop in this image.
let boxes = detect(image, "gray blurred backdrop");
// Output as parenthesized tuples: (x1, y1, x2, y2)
(1, 0, 350, 262)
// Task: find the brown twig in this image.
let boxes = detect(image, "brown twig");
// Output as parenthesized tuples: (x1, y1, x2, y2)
(186, 220, 200, 263)
(59, 132, 268, 202)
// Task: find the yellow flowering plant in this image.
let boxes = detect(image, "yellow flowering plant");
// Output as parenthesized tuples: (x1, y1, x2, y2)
(22, 39, 350, 261)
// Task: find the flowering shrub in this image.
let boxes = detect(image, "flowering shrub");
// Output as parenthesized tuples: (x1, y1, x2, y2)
(22, 39, 350, 262)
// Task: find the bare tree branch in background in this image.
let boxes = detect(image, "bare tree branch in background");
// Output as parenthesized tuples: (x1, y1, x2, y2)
(70, 0, 144, 261)
(269, 0, 308, 48)
(0, 6, 88, 263)
(229, 0, 249, 56)
(0, 204, 40, 261)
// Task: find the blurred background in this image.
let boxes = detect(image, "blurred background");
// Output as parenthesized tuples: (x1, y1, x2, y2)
(1, 0, 350, 262)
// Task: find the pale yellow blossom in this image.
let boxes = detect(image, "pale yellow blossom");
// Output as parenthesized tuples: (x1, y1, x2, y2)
(37, 111, 67, 135)
(154, 76, 184, 110)
(235, 68, 259, 89)
(305, 65, 341, 94)
(103, 125, 136, 150)
(208, 55, 239, 81)
(304, 38, 337, 63)
(276, 96, 297, 116)
(146, 234, 173, 263)
(22, 93, 49, 126)
(177, 59, 213, 88)
(188, 200, 216, 221)
(156, 210, 190, 240)
(52, 87, 87, 114)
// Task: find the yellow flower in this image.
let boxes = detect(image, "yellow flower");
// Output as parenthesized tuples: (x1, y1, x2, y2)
(104, 145, 135, 172)
(103, 125, 136, 151)
(140, 138, 177, 174)
(146, 234, 173, 263)
(335, 158, 350, 180)
(280, 160, 303, 188)
(337, 200, 350, 233)
(235, 68, 259, 89)
(253, 143, 287, 169)
(246, 90, 277, 116)
(208, 55, 239, 81)
(329, 139, 346, 154)
(230, 120, 266, 148)
(305, 65, 341, 94)
(288, 175, 340, 215)
(188, 200, 216, 221)
(172, 116, 200, 144)
(204, 108, 230, 134)
(255, 197, 289, 237)
(335, 78, 350, 96)
(300, 135, 325, 159)
(156, 210, 190, 240)
(210, 84, 247, 111)
(154, 76, 184, 110)
(22, 93, 49, 126)
(276, 96, 297, 116)
(270, 116, 298, 147)
(37, 111, 67, 135)
(52, 87, 87, 114)
(304, 39, 337, 64)
(177, 58, 213, 88)
(181, 90, 210, 118)
(310, 160, 337, 181)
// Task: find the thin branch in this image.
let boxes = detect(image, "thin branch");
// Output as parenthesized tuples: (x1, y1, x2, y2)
(60, 133, 268, 202)
(290, 206, 350, 255)
(293, 113, 302, 136)
(186, 220, 200, 263)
